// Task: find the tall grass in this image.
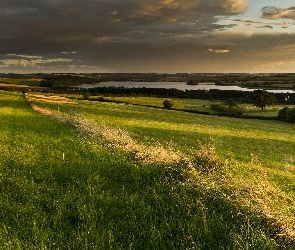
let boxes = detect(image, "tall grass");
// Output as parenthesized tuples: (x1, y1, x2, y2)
(0, 91, 294, 249)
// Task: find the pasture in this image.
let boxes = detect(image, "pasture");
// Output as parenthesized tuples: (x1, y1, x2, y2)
(0, 78, 42, 86)
(0, 90, 294, 249)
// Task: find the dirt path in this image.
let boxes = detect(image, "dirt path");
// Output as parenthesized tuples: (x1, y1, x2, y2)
(25, 93, 77, 104)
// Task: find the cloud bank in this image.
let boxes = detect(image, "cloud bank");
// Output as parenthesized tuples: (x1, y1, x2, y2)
(0, 0, 295, 73)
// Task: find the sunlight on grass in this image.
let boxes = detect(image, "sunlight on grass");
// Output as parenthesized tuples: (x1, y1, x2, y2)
(0, 91, 294, 249)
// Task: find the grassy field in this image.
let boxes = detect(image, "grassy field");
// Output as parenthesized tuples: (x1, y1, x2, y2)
(0, 91, 295, 249)
(80, 95, 286, 118)
(0, 78, 42, 86)
(35, 94, 295, 166)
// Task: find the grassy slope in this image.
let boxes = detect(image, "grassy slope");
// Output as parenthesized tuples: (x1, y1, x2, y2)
(0, 78, 41, 86)
(1, 91, 295, 249)
(37, 96, 295, 167)
(84, 95, 287, 117)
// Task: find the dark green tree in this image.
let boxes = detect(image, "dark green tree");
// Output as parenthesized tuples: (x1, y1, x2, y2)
(253, 90, 276, 111)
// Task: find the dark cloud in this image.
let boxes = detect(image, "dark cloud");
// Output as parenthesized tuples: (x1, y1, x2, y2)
(2, 31, 295, 73)
(1, 0, 295, 73)
(257, 25, 273, 29)
(0, 0, 249, 52)
(69, 31, 295, 73)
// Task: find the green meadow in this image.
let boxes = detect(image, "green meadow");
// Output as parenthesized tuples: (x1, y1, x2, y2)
(0, 91, 295, 249)
(84, 95, 284, 117)
(0, 78, 42, 86)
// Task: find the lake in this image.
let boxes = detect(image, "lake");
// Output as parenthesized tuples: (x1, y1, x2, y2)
(77, 81, 295, 93)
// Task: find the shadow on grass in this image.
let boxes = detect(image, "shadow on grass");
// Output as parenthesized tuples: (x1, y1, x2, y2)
(0, 149, 283, 249)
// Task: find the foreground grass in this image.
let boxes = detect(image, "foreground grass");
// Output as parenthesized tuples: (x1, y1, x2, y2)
(0, 91, 294, 249)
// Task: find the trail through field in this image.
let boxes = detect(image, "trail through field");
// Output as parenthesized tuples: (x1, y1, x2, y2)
(25, 93, 187, 168)
(26, 93, 77, 104)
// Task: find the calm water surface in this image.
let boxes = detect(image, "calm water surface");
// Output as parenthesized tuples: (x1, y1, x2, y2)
(78, 81, 295, 93)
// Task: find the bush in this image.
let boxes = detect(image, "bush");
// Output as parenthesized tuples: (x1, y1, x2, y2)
(82, 92, 91, 100)
(277, 107, 290, 121)
(286, 107, 295, 123)
(224, 107, 244, 117)
(224, 98, 239, 108)
(98, 96, 106, 102)
(163, 100, 174, 109)
(277, 107, 295, 123)
(210, 104, 227, 113)
(210, 104, 243, 117)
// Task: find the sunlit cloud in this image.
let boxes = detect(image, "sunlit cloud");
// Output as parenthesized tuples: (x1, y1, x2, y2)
(262, 6, 295, 20)
(61, 51, 77, 55)
(208, 49, 230, 54)
(6, 54, 43, 59)
(0, 54, 73, 70)
(221, 0, 249, 14)
(94, 36, 112, 44)
(109, 11, 118, 15)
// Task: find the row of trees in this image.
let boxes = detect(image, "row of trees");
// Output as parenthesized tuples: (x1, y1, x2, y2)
(40, 75, 97, 88)
(40, 75, 295, 105)
(72, 87, 294, 105)
(39, 77, 295, 122)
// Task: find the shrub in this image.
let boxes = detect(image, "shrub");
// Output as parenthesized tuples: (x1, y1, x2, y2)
(277, 107, 290, 121)
(210, 104, 243, 117)
(98, 96, 106, 102)
(82, 92, 91, 100)
(224, 98, 239, 108)
(224, 107, 244, 117)
(278, 107, 295, 123)
(286, 107, 295, 123)
(163, 100, 174, 109)
(210, 104, 227, 113)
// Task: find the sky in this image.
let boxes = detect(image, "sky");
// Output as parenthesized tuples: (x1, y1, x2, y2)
(1, 0, 295, 73)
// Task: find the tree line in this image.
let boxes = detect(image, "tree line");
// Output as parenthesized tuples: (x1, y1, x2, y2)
(40, 76, 295, 105)
(40, 75, 98, 88)
(70, 87, 294, 105)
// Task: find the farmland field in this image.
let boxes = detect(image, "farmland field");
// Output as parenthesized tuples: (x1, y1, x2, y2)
(80, 95, 286, 117)
(0, 78, 42, 86)
(0, 90, 294, 249)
